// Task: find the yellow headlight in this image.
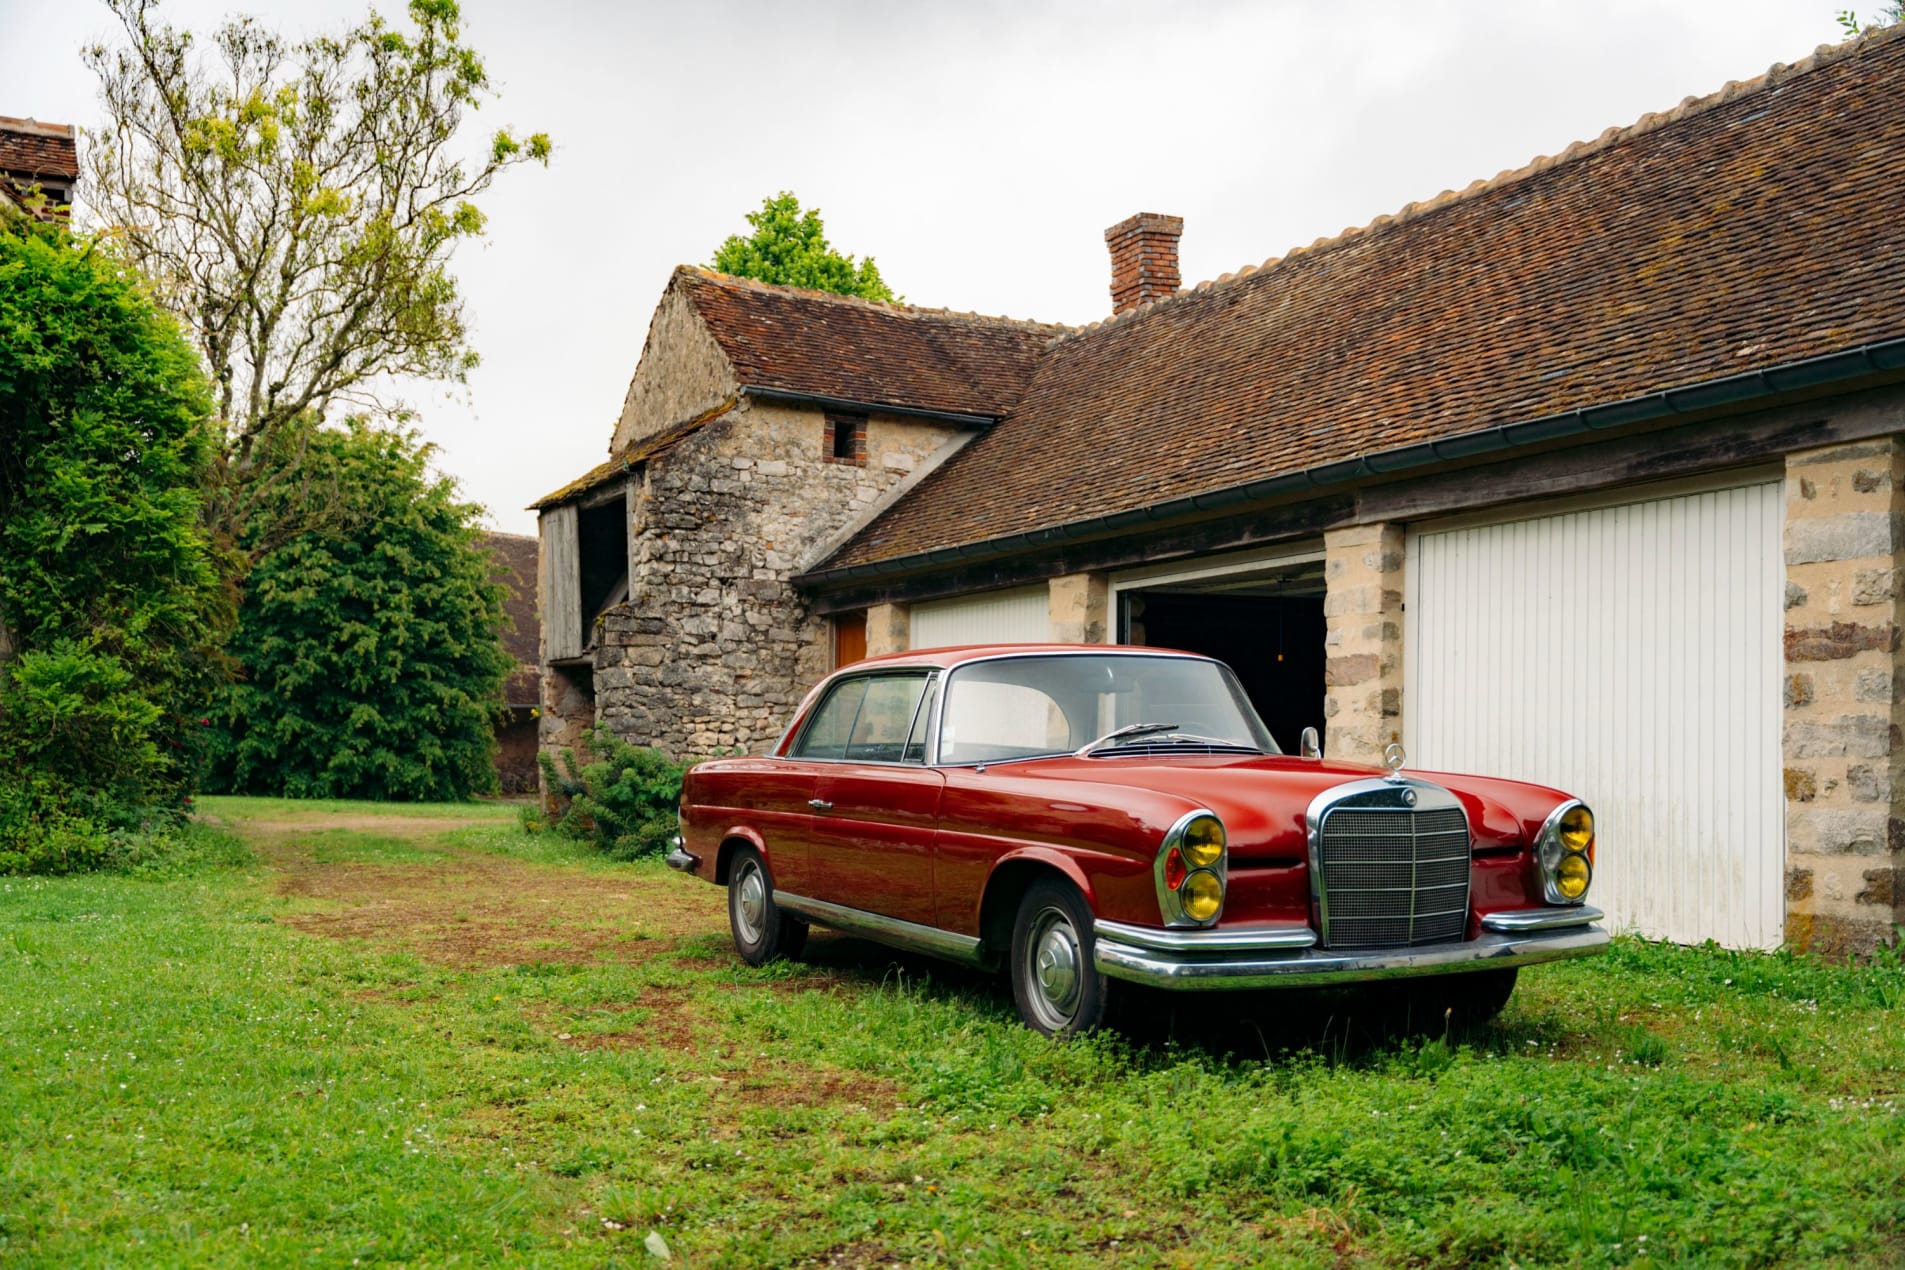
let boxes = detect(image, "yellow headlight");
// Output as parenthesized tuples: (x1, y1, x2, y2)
(1556, 852, 1591, 900)
(1182, 816, 1225, 869)
(1181, 869, 1223, 921)
(1559, 806, 1594, 853)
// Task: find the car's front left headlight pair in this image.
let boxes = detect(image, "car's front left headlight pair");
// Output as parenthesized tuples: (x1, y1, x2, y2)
(1536, 801, 1595, 904)
(1157, 811, 1226, 926)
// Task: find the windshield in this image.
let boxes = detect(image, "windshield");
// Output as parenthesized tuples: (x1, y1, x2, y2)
(937, 653, 1277, 765)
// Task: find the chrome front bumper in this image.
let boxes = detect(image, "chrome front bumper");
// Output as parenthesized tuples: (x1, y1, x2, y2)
(1093, 907, 1608, 991)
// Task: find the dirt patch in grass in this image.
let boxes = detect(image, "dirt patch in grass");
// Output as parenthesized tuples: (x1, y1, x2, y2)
(260, 821, 722, 968)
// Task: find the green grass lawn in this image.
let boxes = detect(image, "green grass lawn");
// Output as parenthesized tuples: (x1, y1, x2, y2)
(2, 797, 1901, 1267)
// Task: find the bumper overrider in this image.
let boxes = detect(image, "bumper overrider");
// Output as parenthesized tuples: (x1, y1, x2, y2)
(1093, 907, 1609, 990)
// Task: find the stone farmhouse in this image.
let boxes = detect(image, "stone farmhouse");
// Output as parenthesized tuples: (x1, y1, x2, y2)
(536, 28, 1905, 957)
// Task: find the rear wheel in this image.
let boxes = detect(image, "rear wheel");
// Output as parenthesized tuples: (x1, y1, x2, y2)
(1010, 879, 1111, 1036)
(727, 846, 807, 966)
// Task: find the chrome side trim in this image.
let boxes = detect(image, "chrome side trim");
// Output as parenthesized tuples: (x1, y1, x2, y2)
(1094, 923, 1610, 991)
(1482, 904, 1605, 932)
(665, 848, 700, 873)
(772, 892, 987, 967)
(1094, 918, 1316, 953)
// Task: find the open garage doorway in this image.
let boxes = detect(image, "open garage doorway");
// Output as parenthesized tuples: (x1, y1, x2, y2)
(1114, 547, 1326, 755)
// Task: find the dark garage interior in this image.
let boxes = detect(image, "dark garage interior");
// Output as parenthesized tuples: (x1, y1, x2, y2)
(1125, 575, 1326, 755)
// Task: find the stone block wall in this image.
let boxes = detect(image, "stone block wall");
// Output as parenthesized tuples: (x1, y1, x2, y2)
(1322, 522, 1405, 764)
(581, 399, 963, 760)
(1048, 573, 1109, 644)
(867, 602, 911, 656)
(1783, 438, 1905, 956)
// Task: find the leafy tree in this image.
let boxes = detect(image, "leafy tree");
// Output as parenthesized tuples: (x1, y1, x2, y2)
(84, 0, 550, 527)
(710, 192, 898, 302)
(0, 215, 231, 871)
(204, 420, 510, 801)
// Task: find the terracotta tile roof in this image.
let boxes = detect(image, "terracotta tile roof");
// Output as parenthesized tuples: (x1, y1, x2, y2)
(821, 26, 1905, 573)
(481, 531, 542, 706)
(530, 398, 738, 508)
(676, 267, 1064, 419)
(0, 117, 78, 181)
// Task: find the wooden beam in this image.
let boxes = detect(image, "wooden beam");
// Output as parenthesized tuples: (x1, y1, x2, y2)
(806, 494, 1355, 614)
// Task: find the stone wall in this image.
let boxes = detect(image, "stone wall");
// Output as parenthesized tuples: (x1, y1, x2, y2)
(611, 284, 739, 452)
(1322, 522, 1405, 764)
(586, 399, 965, 759)
(867, 602, 911, 656)
(1782, 437, 1905, 956)
(1049, 573, 1110, 644)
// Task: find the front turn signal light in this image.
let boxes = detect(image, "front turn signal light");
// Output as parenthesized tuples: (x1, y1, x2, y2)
(1181, 869, 1223, 921)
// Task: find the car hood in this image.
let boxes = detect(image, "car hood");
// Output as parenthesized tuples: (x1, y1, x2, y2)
(982, 753, 1569, 858)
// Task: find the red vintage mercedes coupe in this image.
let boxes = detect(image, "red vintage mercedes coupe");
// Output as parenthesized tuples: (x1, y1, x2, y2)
(668, 645, 1607, 1034)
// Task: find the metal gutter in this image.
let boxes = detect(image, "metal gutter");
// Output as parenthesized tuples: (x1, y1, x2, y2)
(793, 336, 1905, 588)
(741, 385, 1000, 429)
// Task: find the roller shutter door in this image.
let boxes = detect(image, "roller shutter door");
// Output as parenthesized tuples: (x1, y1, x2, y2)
(911, 586, 1050, 649)
(1405, 482, 1784, 949)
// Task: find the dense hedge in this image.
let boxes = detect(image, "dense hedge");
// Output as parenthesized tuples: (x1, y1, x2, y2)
(204, 420, 511, 801)
(0, 217, 231, 872)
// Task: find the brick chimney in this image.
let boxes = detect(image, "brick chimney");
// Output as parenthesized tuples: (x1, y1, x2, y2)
(1105, 212, 1183, 314)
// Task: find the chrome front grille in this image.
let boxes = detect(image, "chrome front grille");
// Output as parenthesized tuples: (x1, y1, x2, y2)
(1311, 789, 1471, 948)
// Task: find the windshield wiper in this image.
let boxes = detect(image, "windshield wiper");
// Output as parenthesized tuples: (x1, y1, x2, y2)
(1076, 721, 1180, 756)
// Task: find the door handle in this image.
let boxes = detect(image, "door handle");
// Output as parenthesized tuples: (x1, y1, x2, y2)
(808, 799, 833, 811)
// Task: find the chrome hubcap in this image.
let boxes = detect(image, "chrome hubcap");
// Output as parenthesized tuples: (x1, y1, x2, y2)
(736, 866, 766, 940)
(1026, 908, 1081, 1026)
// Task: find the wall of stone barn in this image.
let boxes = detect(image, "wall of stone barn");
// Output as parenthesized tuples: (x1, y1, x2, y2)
(590, 399, 967, 758)
(610, 285, 738, 452)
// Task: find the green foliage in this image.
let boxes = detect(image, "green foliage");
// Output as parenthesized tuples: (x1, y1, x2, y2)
(87, 0, 551, 481)
(0, 215, 230, 873)
(204, 420, 510, 801)
(1839, 4, 1904, 36)
(710, 192, 899, 302)
(7, 802, 1905, 1266)
(538, 727, 691, 859)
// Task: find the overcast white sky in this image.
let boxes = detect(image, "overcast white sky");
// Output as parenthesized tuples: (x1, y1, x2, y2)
(0, 0, 1851, 533)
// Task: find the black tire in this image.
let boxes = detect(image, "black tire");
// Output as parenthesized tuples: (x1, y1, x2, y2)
(1009, 878, 1111, 1036)
(726, 846, 807, 966)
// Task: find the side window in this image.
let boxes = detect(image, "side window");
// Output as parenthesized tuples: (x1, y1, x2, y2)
(794, 679, 869, 759)
(790, 673, 930, 763)
(844, 675, 930, 763)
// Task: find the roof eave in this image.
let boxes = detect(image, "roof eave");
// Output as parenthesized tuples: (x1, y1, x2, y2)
(793, 335, 1905, 589)
(740, 385, 1000, 429)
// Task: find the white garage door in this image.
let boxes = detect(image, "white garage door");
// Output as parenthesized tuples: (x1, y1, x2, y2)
(911, 586, 1050, 649)
(1405, 481, 1784, 949)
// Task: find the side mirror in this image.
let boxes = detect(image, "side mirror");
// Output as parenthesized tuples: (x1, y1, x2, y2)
(1300, 726, 1322, 760)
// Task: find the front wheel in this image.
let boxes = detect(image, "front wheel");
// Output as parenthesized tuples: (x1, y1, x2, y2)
(1010, 878, 1111, 1036)
(727, 846, 807, 966)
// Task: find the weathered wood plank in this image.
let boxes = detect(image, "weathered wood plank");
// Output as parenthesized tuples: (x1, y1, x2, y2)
(540, 504, 583, 661)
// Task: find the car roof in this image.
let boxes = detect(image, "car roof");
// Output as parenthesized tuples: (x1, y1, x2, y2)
(843, 643, 1210, 671)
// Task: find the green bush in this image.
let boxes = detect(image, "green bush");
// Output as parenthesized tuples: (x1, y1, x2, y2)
(0, 214, 231, 872)
(538, 728, 692, 860)
(203, 420, 511, 802)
